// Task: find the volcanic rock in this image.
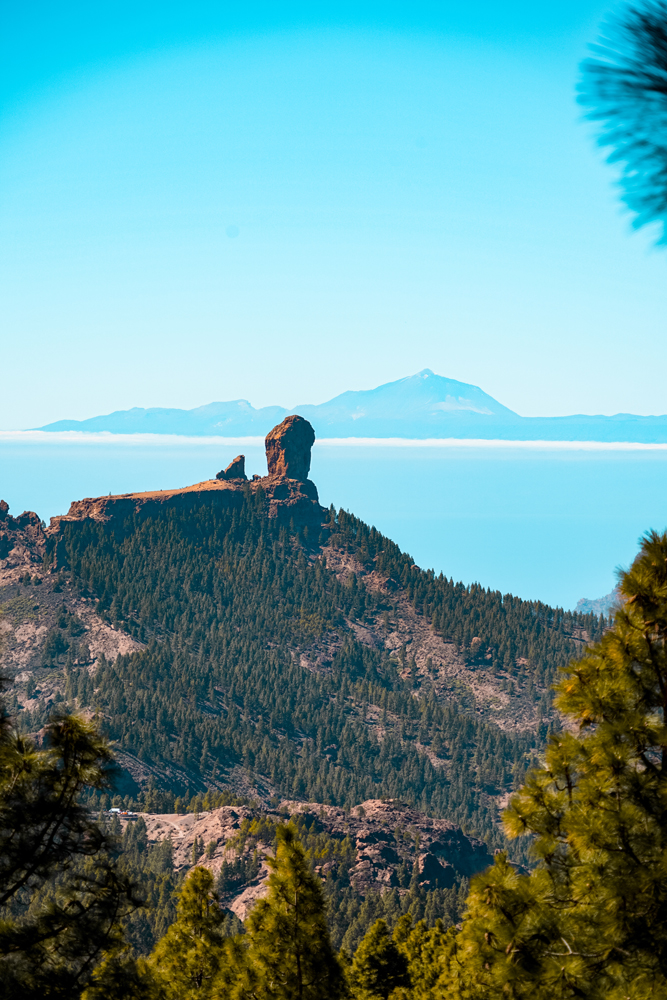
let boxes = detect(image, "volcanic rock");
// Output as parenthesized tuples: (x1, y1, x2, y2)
(265, 415, 315, 481)
(45, 416, 327, 563)
(0, 502, 47, 584)
(132, 797, 496, 918)
(216, 455, 247, 481)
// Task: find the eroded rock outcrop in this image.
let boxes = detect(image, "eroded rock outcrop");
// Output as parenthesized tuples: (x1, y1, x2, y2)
(0, 501, 46, 584)
(216, 455, 247, 481)
(265, 415, 315, 480)
(131, 798, 495, 917)
(46, 416, 326, 560)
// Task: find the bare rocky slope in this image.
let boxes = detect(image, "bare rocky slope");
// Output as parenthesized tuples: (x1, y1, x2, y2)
(0, 501, 143, 717)
(122, 797, 494, 921)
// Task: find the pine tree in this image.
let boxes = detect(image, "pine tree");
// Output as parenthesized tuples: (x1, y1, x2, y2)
(0, 702, 143, 1000)
(393, 914, 454, 1000)
(149, 866, 230, 998)
(448, 530, 667, 999)
(81, 951, 157, 1000)
(239, 823, 344, 1000)
(580, 1, 667, 242)
(348, 918, 410, 999)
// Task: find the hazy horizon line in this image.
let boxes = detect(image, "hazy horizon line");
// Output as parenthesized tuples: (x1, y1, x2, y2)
(3, 430, 667, 452)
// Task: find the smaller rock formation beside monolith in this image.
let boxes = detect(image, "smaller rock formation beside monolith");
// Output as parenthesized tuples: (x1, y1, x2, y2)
(216, 455, 247, 481)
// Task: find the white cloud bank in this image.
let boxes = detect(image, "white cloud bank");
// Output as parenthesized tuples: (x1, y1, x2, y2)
(2, 431, 667, 452)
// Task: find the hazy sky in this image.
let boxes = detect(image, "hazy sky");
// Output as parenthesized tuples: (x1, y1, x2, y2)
(2, 0, 666, 429)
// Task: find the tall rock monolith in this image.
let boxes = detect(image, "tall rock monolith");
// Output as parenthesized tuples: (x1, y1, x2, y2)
(265, 415, 315, 481)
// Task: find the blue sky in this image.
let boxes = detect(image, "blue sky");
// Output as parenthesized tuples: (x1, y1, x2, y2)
(2, 0, 666, 429)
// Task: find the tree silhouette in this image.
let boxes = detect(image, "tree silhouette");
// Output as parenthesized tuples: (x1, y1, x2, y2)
(581, 1, 667, 240)
(148, 866, 228, 998)
(444, 529, 667, 998)
(0, 699, 142, 999)
(348, 918, 410, 999)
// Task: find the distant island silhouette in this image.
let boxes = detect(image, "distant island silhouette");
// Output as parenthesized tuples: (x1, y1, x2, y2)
(38, 369, 667, 443)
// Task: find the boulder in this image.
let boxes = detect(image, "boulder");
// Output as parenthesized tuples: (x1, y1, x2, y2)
(265, 415, 315, 481)
(216, 455, 247, 481)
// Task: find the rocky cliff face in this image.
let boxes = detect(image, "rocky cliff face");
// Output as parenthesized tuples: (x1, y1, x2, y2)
(216, 455, 247, 481)
(0, 498, 142, 680)
(45, 416, 326, 560)
(265, 415, 315, 480)
(0, 501, 46, 586)
(127, 797, 494, 921)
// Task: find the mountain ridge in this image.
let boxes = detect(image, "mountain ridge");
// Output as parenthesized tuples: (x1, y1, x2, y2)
(38, 369, 667, 442)
(1, 414, 607, 871)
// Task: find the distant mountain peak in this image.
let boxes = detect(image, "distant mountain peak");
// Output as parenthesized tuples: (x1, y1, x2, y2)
(575, 589, 620, 617)
(36, 370, 667, 443)
(38, 370, 516, 436)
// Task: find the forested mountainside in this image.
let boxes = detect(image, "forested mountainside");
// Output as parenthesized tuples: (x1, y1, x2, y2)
(1, 479, 604, 861)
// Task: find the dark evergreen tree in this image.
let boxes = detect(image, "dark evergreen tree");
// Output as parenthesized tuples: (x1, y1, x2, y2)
(148, 866, 230, 998)
(239, 823, 344, 1000)
(446, 530, 667, 999)
(0, 693, 142, 999)
(580, 1, 667, 240)
(348, 919, 410, 999)
(393, 915, 455, 1000)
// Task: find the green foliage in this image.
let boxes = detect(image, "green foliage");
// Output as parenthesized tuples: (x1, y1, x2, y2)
(106, 803, 468, 965)
(217, 851, 261, 895)
(79, 782, 251, 817)
(0, 595, 39, 624)
(327, 878, 468, 955)
(348, 918, 409, 999)
(106, 815, 472, 997)
(0, 701, 143, 999)
(148, 867, 230, 999)
(42, 605, 87, 667)
(113, 816, 180, 956)
(393, 915, 456, 1000)
(81, 950, 157, 1000)
(330, 507, 605, 682)
(445, 529, 667, 999)
(239, 823, 345, 1000)
(579, 1, 667, 241)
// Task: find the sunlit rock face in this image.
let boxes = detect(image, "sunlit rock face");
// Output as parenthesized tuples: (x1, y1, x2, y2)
(265, 415, 315, 481)
(0, 501, 46, 584)
(216, 455, 247, 481)
(45, 415, 326, 567)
